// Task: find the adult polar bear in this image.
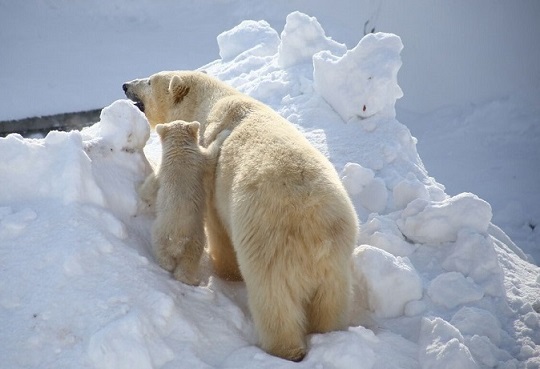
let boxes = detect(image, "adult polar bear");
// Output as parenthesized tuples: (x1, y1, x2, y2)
(123, 71, 359, 361)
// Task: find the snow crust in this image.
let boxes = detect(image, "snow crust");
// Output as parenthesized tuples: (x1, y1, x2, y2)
(1, 12, 539, 369)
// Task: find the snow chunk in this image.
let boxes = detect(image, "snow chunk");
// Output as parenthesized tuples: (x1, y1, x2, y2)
(419, 317, 479, 369)
(393, 172, 430, 209)
(398, 193, 492, 244)
(82, 100, 152, 218)
(313, 32, 403, 122)
(308, 327, 376, 368)
(341, 162, 388, 214)
(217, 20, 280, 61)
(442, 230, 504, 297)
(427, 272, 484, 309)
(0, 131, 105, 206)
(353, 245, 423, 318)
(451, 307, 502, 345)
(360, 216, 417, 257)
(86, 99, 150, 152)
(277, 11, 346, 69)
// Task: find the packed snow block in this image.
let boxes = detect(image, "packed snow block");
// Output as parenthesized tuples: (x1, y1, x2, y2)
(360, 216, 417, 257)
(217, 20, 280, 62)
(82, 100, 152, 218)
(450, 307, 502, 346)
(392, 172, 430, 209)
(96, 99, 151, 152)
(442, 230, 505, 297)
(353, 245, 423, 318)
(397, 193, 492, 245)
(0, 130, 105, 206)
(308, 327, 376, 367)
(277, 11, 346, 69)
(341, 162, 388, 214)
(419, 317, 479, 369)
(427, 272, 484, 309)
(313, 32, 403, 122)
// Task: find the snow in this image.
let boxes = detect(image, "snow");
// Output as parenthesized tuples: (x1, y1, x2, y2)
(314, 31, 403, 121)
(353, 245, 423, 319)
(1, 4, 540, 369)
(397, 193, 492, 245)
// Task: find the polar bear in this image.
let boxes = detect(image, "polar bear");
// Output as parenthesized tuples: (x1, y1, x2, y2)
(140, 120, 229, 286)
(124, 71, 359, 361)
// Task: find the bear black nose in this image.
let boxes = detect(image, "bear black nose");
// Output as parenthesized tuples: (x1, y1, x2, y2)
(122, 83, 128, 93)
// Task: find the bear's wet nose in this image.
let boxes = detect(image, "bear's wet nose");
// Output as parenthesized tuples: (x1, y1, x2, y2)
(122, 83, 128, 93)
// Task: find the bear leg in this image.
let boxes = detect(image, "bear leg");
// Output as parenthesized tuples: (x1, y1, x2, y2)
(245, 274, 308, 361)
(307, 266, 351, 334)
(152, 214, 186, 273)
(138, 172, 159, 211)
(206, 202, 243, 281)
(173, 233, 204, 286)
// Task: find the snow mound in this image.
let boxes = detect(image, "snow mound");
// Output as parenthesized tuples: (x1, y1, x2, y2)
(1, 11, 539, 369)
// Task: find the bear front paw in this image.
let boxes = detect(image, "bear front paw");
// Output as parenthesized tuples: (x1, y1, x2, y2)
(155, 252, 176, 273)
(173, 266, 201, 286)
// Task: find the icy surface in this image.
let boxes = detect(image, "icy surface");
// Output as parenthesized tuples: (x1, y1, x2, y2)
(1, 11, 540, 369)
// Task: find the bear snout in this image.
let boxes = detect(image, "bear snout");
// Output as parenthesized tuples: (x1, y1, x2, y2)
(122, 82, 145, 112)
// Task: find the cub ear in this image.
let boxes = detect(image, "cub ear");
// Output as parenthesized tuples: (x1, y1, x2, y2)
(155, 123, 168, 139)
(186, 121, 200, 139)
(169, 75, 190, 104)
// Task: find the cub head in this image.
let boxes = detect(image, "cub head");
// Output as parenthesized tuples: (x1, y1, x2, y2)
(123, 71, 204, 127)
(155, 120, 200, 148)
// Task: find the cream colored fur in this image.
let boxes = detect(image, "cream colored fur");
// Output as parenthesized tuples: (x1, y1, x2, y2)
(124, 71, 359, 361)
(141, 119, 228, 286)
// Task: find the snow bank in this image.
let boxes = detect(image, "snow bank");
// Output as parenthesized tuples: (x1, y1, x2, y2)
(1, 11, 539, 369)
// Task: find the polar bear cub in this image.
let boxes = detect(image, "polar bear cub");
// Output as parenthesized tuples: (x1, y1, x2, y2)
(140, 120, 228, 285)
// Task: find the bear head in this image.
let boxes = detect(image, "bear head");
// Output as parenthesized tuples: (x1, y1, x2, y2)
(155, 120, 200, 148)
(123, 70, 239, 128)
(123, 71, 195, 127)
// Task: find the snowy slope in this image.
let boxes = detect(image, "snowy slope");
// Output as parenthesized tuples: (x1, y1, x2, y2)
(1, 14, 539, 369)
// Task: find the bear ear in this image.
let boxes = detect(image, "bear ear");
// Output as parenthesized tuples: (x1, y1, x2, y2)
(186, 121, 200, 139)
(155, 123, 168, 139)
(169, 75, 190, 104)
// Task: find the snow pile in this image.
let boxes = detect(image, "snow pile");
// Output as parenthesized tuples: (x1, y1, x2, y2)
(1, 12, 540, 369)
